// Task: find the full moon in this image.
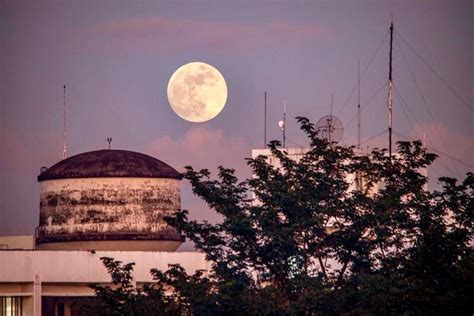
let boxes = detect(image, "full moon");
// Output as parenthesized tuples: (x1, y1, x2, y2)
(167, 62, 228, 123)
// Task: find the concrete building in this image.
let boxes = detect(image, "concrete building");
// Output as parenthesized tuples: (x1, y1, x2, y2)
(251, 147, 428, 193)
(0, 149, 208, 316)
(251, 147, 361, 192)
(0, 250, 209, 316)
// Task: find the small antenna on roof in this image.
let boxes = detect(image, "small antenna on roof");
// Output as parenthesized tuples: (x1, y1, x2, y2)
(357, 60, 361, 151)
(278, 99, 286, 148)
(329, 95, 334, 143)
(62, 85, 67, 160)
(264, 91, 267, 148)
(107, 137, 112, 150)
(330, 94, 334, 116)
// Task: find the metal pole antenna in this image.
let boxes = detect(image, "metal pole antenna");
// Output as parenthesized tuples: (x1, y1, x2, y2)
(62, 85, 67, 160)
(356, 64, 362, 191)
(264, 91, 267, 148)
(388, 17, 394, 158)
(357, 60, 361, 151)
(329, 95, 334, 144)
(283, 99, 286, 148)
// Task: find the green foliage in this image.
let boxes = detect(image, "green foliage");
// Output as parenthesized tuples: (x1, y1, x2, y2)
(85, 117, 473, 315)
(73, 259, 218, 316)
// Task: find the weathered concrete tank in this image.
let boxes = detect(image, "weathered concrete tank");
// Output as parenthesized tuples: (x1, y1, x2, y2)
(36, 150, 184, 251)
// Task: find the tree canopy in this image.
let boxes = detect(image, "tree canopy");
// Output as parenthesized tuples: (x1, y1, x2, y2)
(79, 117, 473, 315)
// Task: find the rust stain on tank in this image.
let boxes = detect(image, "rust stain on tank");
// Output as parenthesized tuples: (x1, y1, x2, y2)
(38, 178, 181, 239)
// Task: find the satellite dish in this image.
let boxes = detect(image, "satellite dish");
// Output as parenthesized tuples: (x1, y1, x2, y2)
(315, 115, 344, 143)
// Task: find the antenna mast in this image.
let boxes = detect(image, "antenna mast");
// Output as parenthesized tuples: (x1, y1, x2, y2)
(62, 85, 67, 160)
(264, 91, 267, 148)
(357, 61, 361, 151)
(329, 95, 334, 144)
(387, 17, 394, 158)
(356, 63, 362, 191)
(283, 99, 286, 148)
(278, 100, 286, 148)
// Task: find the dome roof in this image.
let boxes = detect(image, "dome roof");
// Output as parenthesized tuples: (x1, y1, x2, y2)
(38, 149, 181, 181)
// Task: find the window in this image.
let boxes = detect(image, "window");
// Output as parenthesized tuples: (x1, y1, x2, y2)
(0, 297, 22, 316)
(58, 303, 65, 316)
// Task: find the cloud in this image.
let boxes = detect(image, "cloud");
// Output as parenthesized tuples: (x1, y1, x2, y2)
(68, 16, 326, 55)
(145, 125, 251, 176)
(144, 125, 252, 251)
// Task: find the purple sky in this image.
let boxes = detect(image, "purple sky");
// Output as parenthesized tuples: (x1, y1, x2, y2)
(1, 1, 472, 249)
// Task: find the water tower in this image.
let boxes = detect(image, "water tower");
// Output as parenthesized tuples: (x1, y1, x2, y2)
(36, 149, 184, 251)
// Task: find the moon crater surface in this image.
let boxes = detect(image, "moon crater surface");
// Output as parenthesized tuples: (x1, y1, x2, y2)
(167, 62, 228, 123)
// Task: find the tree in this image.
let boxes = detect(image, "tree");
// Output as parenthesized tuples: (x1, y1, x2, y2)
(83, 117, 473, 315)
(72, 259, 218, 316)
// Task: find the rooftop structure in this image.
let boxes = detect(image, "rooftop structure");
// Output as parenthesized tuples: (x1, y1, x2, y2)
(38, 149, 182, 181)
(36, 149, 184, 251)
(0, 148, 206, 315)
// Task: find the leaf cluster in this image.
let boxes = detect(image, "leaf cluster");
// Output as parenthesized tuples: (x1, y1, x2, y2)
(84, 117, 473, 315)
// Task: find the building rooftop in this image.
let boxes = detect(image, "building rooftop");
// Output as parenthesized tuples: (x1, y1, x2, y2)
(38, 149, 182, 181)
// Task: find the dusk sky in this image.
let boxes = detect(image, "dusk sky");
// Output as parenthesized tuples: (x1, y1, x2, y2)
(1, 1, 472, 249)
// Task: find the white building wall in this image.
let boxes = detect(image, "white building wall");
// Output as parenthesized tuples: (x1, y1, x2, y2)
(0, 251, 209, 283)
(0, 250, 210, 315)
(0, 235, 34, 250)
(251, 147, 428, 192)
